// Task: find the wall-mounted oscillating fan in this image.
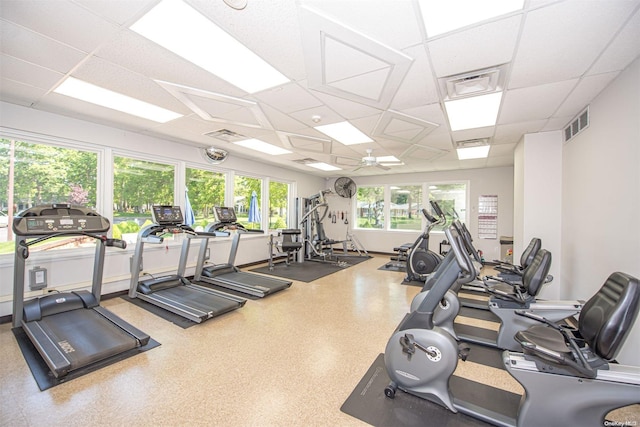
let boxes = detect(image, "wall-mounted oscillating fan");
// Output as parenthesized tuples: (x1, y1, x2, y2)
(334, 177, 357, 198)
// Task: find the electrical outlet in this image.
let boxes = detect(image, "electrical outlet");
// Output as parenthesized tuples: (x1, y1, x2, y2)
(29, 266, 48, 290)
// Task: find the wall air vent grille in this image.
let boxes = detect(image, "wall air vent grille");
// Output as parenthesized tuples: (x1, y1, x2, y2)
(564, 107, 589, 142)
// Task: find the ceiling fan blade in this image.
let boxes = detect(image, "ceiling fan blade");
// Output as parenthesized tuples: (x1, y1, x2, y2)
(376, 164, 391, 171)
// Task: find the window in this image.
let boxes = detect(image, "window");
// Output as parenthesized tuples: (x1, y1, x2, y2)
(0, 138, 98, 254)
(268, 180, 289, 230)
(186, 167, 226, 230)
(355, 186, 384, 229)
(427, 182, 468, 231)
(112, 156, 174, 241)
(233, 175, 262, 230)
(390, 185, 422, 230)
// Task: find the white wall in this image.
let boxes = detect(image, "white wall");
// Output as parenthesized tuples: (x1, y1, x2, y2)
(560, 57, 640, 364)
(322, 167, 514, 260)
(0, 102, 325, 317)
(513, 131, 564, 300)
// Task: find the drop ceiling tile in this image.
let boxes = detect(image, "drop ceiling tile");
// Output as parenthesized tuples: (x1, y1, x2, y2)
(194, 0, 307, 81)
(542, 116, 573, 132)
(493, 120, 547, 144)
(589, 9, 640, 75)
(486, 154, 515, 167)
(74, 0, 155, 26)
(299, 0, 423, 49)
(155, 81, 273, 129)
(0, 78, 48, 106)
(427, 15, 521, 78)
(0, 0, 120, 53)
(499, 79, 578, 124)
(94, 29, 248, 98)
(70, 56, 188, 114)
(509, 0, 638, 88)
(252, 82, 323, 114)
(0, 20, 86, 74)
(311, 90, 383, 120)
(390, 45, 440, 110)
(299, 5, 413, 109)
(555, 71, 619, 117)
(373, 110, 439, 144)
(288, 105, 344, 128)
(0, 54, 63, 90)
(399, 102, 448, 129)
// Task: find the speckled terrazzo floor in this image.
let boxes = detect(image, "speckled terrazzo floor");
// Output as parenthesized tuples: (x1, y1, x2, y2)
(1, 254, 638, 426)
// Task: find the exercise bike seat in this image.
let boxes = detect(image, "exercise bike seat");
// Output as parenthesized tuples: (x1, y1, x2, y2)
(515, 271, 640, 377)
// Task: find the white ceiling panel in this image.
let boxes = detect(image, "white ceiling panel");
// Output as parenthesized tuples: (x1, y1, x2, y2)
(311, 90, 383, 120)
(0, 20, 87, 74)
(0, 0, 638, 177)
(299, 0, 422, 50)
(499, 79, 578, 124)
(252, 82, 323, 114)
(493, 120, 547, 145)
(509, 0, 638, 89)
(0, 54, 63, 90)
(193, 0, 307, 81)
(589, 8, 640, 75)
(93, 29, 248, 97)
(0, 78, 48, 106)
(68, 56, 189, 114)
(390, 45, 440, 110)
(0, 0, 120, 53)
(427, 15, 522, 78)
(74, 0, 155, 26)
(555, 71, 620, 118)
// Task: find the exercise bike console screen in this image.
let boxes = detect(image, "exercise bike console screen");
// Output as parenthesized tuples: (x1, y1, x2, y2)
(151, 205, 184, 226)
(215, 206, 237, 223)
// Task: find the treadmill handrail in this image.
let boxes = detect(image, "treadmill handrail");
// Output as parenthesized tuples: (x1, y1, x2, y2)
(17, 232, 125, 259)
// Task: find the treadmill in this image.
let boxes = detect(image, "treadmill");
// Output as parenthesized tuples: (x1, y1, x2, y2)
(193, 207, 292, 298)
(12, 204, 152, 379)
(128, 206, 246, 323)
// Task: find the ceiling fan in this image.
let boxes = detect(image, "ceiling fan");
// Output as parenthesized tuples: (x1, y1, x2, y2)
(355, 149, 390, 171)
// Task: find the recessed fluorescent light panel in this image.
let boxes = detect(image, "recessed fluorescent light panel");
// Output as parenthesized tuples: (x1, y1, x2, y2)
(445, 92, 502, 131)
(418, 0, 525, 38)
(307, 162, 342, 171)
(131, 0, 289, 93)
(53, 77, 182, 123)
(314, 121, 373, 145)
(457, 145, 490, 160)
(232, 138, 292, 155)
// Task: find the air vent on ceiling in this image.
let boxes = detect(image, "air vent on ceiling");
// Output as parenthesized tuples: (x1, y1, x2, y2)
(455, 138, 489, 148)
(564, 107, 589, 142)
(439, 64, 508, 100)
(204, 129, 246, 142)
(292, 158, 319, 165)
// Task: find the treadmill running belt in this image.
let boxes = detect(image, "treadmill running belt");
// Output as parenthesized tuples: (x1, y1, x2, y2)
(27, 309, 138, 371)
(211, 271, 291, 292)
(154, 286, 242, 316)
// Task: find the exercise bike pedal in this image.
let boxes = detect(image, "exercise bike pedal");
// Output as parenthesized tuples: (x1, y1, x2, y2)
(458, 343, 471, 361)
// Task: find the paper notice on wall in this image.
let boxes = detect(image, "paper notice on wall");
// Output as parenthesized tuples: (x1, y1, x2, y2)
(478, 195, 498, 239)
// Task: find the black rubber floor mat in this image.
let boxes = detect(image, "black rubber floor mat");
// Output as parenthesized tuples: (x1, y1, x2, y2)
(341, 353, 492, 426)
(12, 327, 160, 391)
(250, 256, 370, 282)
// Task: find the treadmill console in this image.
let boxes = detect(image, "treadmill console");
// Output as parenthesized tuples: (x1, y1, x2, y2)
(13, 204, 110, 236)
(214, 206, 237, 223)
(151, 205, 184, 226)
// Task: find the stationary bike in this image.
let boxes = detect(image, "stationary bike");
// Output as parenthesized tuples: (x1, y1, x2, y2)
(405, 201, 445, 282)
(384, 227, 640, 427)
